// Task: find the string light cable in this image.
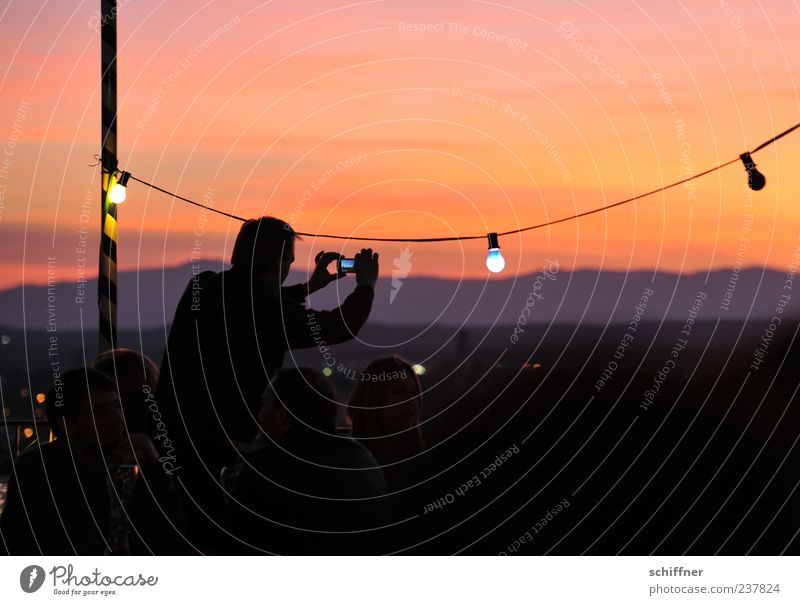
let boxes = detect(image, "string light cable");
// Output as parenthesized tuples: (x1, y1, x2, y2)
(99, 120, 799, 272)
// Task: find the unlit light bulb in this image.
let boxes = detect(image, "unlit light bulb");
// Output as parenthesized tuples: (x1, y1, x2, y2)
(739, 152, 766, 191)
(109, 171, 130, 204)
(486, 232, 505, 273)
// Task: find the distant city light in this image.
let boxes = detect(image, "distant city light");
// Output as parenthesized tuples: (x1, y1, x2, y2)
(19, 388, 29, 398)
(35, 393, 46, 403)
(412, 364, 426, 375)
(23, 428, 33, 439)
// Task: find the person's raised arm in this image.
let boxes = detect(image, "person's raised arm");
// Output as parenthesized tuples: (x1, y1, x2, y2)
(278, 248, 379, 349)
(281, 251, 346, 301)
(280, 282, 309, 302)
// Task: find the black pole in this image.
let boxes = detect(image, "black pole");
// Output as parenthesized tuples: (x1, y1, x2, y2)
(99, 0, 118, 352)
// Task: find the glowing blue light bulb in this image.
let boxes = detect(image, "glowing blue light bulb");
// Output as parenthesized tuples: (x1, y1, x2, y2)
(485, 232, 505, 273)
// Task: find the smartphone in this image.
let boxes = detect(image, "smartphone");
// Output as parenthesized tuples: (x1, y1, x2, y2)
(337, 257, 356, 274)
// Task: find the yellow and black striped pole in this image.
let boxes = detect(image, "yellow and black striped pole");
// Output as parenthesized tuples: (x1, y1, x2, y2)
(99, 0, 118, 352)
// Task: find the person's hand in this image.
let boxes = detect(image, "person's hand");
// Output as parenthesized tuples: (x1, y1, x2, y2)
(354, 247, 379, 288)
(307, 251, 346, 294)
(113, 432, 160, 467)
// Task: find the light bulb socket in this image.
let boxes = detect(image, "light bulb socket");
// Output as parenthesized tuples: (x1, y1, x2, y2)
(739, 152, 756, 171)
(487, 232, 500, 249)
(116, 171, 131, 187)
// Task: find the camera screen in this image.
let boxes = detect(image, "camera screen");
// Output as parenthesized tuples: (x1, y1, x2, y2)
(339, 258, 355, 270)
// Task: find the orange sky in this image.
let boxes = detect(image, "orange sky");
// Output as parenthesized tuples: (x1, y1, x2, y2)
(1, 0, 799, 289)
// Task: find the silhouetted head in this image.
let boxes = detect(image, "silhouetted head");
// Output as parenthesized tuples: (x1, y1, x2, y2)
(231, 216, 301, 284)
(348, 356, 423, 442)
(92, 348, 159, 433)
(45, 367, 124, 454)
(258, 367, 338, 440)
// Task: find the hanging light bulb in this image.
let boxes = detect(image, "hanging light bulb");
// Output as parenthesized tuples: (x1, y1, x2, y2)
(485, 232, 505, 273)
(739, 152, 765, 191)
(109, 171, 131, 204)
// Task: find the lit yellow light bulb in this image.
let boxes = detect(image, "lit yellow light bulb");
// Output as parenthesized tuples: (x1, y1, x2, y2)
(108, 171, 131, 204)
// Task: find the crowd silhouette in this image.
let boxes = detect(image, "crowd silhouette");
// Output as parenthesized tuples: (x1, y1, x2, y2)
(1, 215, 437, 555)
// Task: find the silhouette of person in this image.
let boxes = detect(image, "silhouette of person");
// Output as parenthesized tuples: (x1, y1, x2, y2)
(221, 367, 390, 554)
(0, 368, 183, 555)
(92, 348, 189, 552)
(154, 215, 379, 548)
(348, 356, 425, 520)
(92, 347, 159, 433)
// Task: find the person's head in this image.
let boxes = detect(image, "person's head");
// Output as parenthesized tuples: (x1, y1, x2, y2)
(92, 348, 159, 433)
(45, 368, 124, 455)
(231, 216, 301, 284)
(347, 356, 423, 442)
(258, 367, 338, 440)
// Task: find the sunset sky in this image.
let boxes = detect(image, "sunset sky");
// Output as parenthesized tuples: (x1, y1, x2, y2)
(1, 0, 799, 289)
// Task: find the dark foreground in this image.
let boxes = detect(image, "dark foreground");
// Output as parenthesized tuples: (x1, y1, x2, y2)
(2, 320, 799, 554)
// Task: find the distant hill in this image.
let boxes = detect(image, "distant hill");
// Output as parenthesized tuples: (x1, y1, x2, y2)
(1, 261, 796, 331)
